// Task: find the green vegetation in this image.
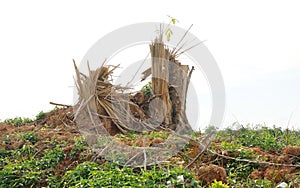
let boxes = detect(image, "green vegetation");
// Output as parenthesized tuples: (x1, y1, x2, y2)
(209, 180, 229, 188)
(165, 15, 179, 41)
(3, 117, 33, 126)
(35, 111, 46, 121)
(70, 136, 89, 159)
(0, 140, 198, 187)
(116, 130, 169, 140)
(57, 162, 198, 187)
(1, 111, 300, 187)
(1, 106, 60, 126)
(20, 132, 38, 144)
(214, 125, 300, 187)
(0, 145, 65, 187)
(141, 81, 152, 96)
(216, 125, 300, 151)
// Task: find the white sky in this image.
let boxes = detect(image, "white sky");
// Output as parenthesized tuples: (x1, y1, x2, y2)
(0, 1, 300, 129)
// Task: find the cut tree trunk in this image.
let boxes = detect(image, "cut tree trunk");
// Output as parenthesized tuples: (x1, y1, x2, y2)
(150, 37, 172, 125)
(150, 37, 193, 132)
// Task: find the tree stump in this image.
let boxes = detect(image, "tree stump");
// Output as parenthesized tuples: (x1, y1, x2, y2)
(150, 37, 193, 132)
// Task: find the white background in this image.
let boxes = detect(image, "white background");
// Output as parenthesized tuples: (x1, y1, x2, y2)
(0, 0, 300, 129)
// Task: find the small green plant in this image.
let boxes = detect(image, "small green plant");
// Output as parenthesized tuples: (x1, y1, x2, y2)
(220, 141, 242, 151)
(141, 81, 152, 96)
(35, 111, 46, 121)
(209, 180, 229, 188)
(70, 136, 88, 158)
(165, 15, 179, 41)
(0, 146, 10, 159)
(226, 161, 259, 183)
(238, 148, 256, 159)
(40, 145, 65, 169)
(147, 130, 168, 140)
(3, 135, 11, 143)
(244, 179, 273, 188)
(20, 144, 36, 156)
(21, 132, 38, 144)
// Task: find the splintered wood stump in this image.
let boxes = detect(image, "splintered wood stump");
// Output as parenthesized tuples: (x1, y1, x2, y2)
(149, 38, 193, 131)
(150, 38, 172, 125)
(169, 57, 193, 131)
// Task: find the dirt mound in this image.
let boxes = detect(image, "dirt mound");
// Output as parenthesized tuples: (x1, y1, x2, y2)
(198, 164, 227, 184)
(0, 107, 81, 152)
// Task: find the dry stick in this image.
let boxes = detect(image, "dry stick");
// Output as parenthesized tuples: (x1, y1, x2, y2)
(173, 36, 198, 57)
(74, 95, 94, 120)
(126, 52, 150, 87)
(177, 151, 193, 161)
(171, 24, 194, 55)
(124, 151, 144, 167)
(141, 68, 151, 81)
(185, 140, 212, 169)
(104, 63, 119, 78)
(183, 66, 195, 114)
(49, 102, 71, 108)
(124, 147, 173, 168)
(79, 72, 87, 78)
(73, 59, 83, 92)
(143, 136, 147, 171)
(58, 116, 70, 128)
(176, 40, 206, 57)
(210, 150, 300, 168)
(186, 66, 195, 88)
(87, 60, 91, 73)
(74, 99, 85, 120)
(172, 40, 189, 57)
(91, 140, 114, 162)
(73, 76, 80, 94)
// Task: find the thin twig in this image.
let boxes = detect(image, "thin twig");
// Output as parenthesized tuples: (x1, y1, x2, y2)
(49, 102, 71, 108)
(171, 24, 193, 55)
(176, 40, 206, 57)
